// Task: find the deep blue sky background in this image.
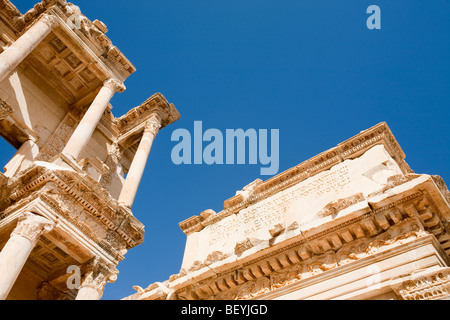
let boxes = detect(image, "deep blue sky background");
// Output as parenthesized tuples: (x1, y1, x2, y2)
(4, 0, 449, 299)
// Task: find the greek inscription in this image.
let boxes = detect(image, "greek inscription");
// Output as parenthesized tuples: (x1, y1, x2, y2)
(208, 165, 351, 246)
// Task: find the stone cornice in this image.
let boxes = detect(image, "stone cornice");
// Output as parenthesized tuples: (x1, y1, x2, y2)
(115, 93, 180, 149)
(116, 93, 180, 133)
(179, 122, 412, 235)
(0, 0, 25, 33)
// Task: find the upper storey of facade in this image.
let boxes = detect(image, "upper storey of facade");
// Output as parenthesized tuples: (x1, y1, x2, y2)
(0, 0, 180, 199)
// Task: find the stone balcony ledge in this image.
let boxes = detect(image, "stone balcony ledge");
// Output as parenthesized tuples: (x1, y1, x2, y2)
(0, 156, 145, 262)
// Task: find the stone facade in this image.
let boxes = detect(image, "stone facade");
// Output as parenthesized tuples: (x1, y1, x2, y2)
(0, 0, 179, 300)
(1, 0, 449, 302)
(126, 122, 450, 300)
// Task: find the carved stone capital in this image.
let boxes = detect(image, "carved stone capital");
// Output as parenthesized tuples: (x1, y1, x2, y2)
(391, 268, 450, 300)
(143, 114, 162, 136)
(11, 212, 55, 244)
(39, 14, 58, 28)
(0, 99, 13, 120)
(108, 141, 123, 162)
(80, 258, 119, 295)
(103, 78, 125, 93)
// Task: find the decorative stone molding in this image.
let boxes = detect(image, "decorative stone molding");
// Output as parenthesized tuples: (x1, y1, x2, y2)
(317, 192, 365, 218)
(2, 0, 135, 78)
(173, 217, 429, 300)
(38, 13, 58, 28)
(144, 179, 450, 301)
(391, 268, 450, 300)
(37, 281, 65, 300)
(99, 141, 123, 190)
(0, 99, 13, 120)
(36, 114, 77, 162)
(432, 175, 450, 205)
(0, 0, 26, 32)
(130, 282, 174, 301)
(116, 93, 180, 140)
(11, 212, 54, 244)
(143, 114, 162, 136)
(1, 161, 144, 253)
(79, 258, 118, 297)
(103, 78, 125, 93)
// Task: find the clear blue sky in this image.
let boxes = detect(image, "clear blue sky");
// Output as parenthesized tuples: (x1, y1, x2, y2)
(4, 0, 449, 299)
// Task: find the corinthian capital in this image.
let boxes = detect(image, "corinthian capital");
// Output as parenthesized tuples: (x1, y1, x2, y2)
(80, 258, 119, 295)
(39, 14, 58, 28)
(103, 78, 126, 93)
(144, 114, 162, 136)
(0, 99, 13, 120)
(11, 212, 55, 244)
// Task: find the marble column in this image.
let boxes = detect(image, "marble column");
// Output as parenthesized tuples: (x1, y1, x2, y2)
(63, 78, 125, 160)
(118, 115, 161, 208)
(0, 212, 54, 300)
(4, 138, 40, 178)
(75, 259, 117, 300)
(0, 14, 57, 84)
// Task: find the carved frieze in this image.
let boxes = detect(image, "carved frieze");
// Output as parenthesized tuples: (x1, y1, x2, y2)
(37, 113, 77, 162)
(392, 268, 450, 300)
(1, 161, 144, 263)
(176, 217, 428, 300)
(164, 184, 450, 301)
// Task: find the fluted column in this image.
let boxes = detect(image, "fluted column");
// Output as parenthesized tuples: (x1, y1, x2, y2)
(0, 213, 54, 300)
(63, 78, 125, 160)
(75, 259, 118, 300)
(0, 14, 57, 83)
(118, 115, 161, 208)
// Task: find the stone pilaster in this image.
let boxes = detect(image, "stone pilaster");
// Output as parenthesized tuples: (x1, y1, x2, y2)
(0, 212, 54, 300)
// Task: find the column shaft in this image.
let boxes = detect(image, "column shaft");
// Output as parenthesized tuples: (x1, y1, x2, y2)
(75, 286, 102, 300)
(63, 79, 124, 160)
(0, 235, 35, 299)
(0, 14, 56, 83)
(4, 139, 40, 178)
(0, 213, 54, 300)
(118, 116, 161, 208)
